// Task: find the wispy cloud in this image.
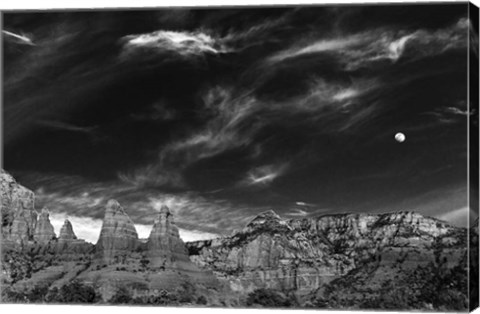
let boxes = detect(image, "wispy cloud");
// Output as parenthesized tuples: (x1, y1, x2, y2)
(36, 119, 99, 135)
(120, 30, 230, 59)
(286, 208, 309, 217)
(240, 163, 289, 187)
(436, 206, 473, 228)
(119, 87, 262, 188)
(420, 102, 472, 126)
(267, 18, 468, 70)
(2, 30, 35, 46)
(120, 73, 381, 188)
(443, 106, 471, 116)
(269, 35, 362, 63)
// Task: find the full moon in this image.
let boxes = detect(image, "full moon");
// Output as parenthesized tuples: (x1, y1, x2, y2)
(395, 132, 406, 143)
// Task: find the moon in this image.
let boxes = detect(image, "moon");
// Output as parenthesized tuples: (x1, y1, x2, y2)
(395, 132, 406, 143)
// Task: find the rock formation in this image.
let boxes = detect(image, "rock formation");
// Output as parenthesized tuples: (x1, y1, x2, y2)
(56, 219, 93, 254)
(0, 170, 473, 310)
(187, 210, 466, 298)
(146, 205, 194, 270)
(95, 199, 139, 263)
(33, 208, 56, 243)
(58, 219, 77, 240)
(1, 170, 37, 244)
(242, 209, 293, 234)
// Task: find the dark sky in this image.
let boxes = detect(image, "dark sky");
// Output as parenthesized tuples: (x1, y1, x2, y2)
(2, 4, 476, 241)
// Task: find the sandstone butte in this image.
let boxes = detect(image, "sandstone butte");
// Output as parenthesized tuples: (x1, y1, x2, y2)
(0, 169, 478, 310)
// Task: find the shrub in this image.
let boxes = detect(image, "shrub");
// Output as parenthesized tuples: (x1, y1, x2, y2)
(2, 285, 50, 303)
(246, 288, 296, 307)
(131, 290, 179, 305)
(176, 281, 195, 303)
(46, 281, 99, 304)
(196, 295, 208, 305)
(109, 286, 133, 304)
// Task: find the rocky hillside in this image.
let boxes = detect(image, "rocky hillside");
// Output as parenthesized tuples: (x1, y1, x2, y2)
(0, 170, 225, 305)
(0, 170, 476, 310)
(187, 210, 472, 310)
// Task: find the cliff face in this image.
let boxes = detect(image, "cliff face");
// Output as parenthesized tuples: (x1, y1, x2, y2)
(1, 175, 220, 303)
(187, 210, 467, 299)
(56, 219, 92, 254)
(146, 205, 195, 271)
(58, 219, 77, 240)
(1, 170, 37, 244)
(33, 208, 56, 243)
(0, 170, 472, 310)
(95, 199, 139, 263)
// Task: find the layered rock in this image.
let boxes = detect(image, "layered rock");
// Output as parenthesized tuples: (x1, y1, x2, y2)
(95, 199, 139, 263)
(1, 170, 471, 309)
(188, 210, 338, 293)
(1, 170, 92, 255)
(146, 205, 196, 270)
(58, 219, 77, 240)
(1, 170, 37, 244)
(33, 208, 56, 243)
(187, 210, 466, 296)
(242, 209, 293, 234)
(56, 219, 93, 254)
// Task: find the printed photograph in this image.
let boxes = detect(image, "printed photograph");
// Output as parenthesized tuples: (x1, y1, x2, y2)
(1, 2, 479, 311)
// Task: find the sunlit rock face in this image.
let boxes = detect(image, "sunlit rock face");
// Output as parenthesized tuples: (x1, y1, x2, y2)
(1, 170, 37, 245)
(147, 205, 197, 271)
(0, 171, 471, 309)
(58, 219, 77, 240)
(95, 199, 139, 263)
(187, 211, 466, 295)
(56, 219, 93, 254)
(33, 208, 56, 243)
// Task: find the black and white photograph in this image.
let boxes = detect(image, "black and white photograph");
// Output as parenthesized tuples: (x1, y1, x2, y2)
(1, 1, 479, 311)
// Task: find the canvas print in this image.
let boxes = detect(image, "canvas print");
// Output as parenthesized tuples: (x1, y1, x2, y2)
(1, 2, 479, 311)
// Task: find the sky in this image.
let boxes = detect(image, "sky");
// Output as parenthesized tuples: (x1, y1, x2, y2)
(2, 4, 478, 243)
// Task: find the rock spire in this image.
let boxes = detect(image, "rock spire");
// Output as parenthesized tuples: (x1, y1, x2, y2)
(147, 205, 193, 270)
(33, 207, 56, 243)
(95, 199, 138, 263)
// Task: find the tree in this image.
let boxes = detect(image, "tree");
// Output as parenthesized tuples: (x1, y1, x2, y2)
(246, 288, 296, 307)
(47, 281, 99, 303)
(196, 295, 208, 305)
(109, 286, 133, 304)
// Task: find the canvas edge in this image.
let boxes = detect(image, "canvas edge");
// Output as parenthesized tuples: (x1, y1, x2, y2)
(469, 1, 480, 312)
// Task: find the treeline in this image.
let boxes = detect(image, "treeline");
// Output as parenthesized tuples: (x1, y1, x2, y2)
(2, 281, 98, 304)
(2, 280, 208, 306)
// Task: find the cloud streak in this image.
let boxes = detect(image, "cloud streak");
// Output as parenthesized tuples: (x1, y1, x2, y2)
(240, 163, 289, 187)
(120, 30, 230, 59)
(267, 18, 469, 70)
(2, 30, 35, 46)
